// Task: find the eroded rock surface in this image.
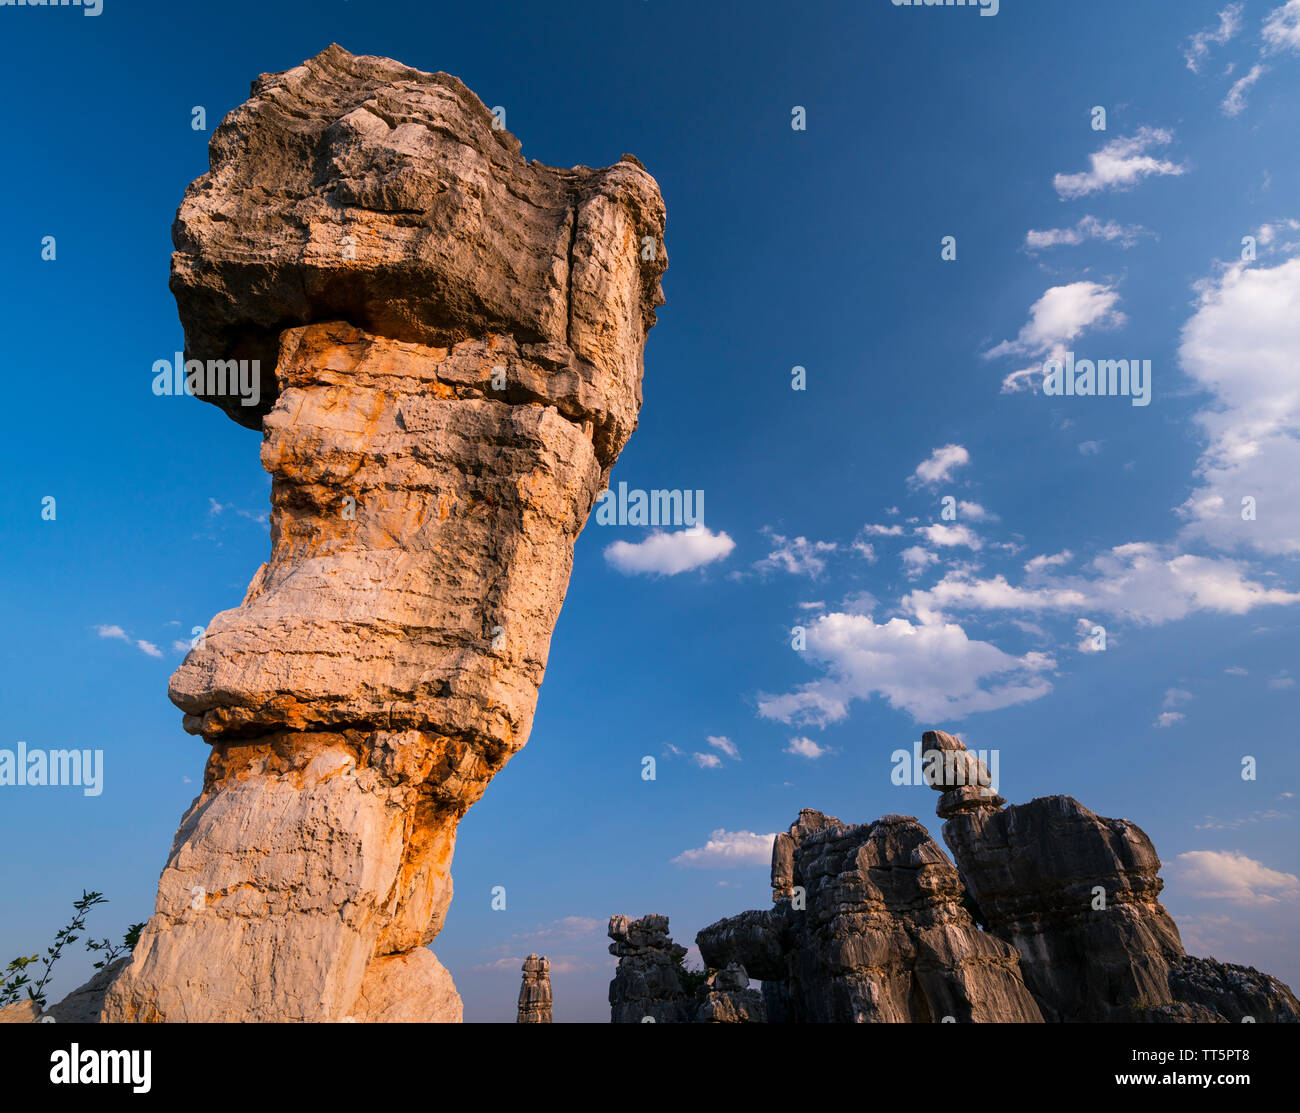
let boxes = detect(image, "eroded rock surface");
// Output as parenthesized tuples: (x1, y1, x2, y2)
(925, 730, 1299, 1023)
(698, 811, 1043, 1023)
(516, 954, 552, 1023)
(695, 963, 766, 1023)
(607, 914, 691, 1023)
(97, 44, 665, 1023)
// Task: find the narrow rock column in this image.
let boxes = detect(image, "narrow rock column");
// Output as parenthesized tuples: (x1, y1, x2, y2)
(516, 954, 552, 1023)
(100, 44, 666, 1023)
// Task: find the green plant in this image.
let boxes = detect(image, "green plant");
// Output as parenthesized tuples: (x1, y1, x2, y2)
(87, 921, 147, 970)
(1, 891, 144, 1010)
(673, 949, 714, 996)
(0, 955, 40, 1008)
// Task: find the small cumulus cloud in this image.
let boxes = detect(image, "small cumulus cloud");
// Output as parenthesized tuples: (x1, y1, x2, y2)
(785, 736, 828, 759)
(910, 444, 970, 488)
(1052, 128, 1186, 200)
(672, 829, 777, 869)
(604, 525, 735, 576)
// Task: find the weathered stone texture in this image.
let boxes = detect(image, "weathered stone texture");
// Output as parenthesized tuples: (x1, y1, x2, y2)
(607, 914, 692, 1023)
(517, 953, 552, 1023)
(925, 730, 1299, 1023)
(95, 43, 665, 1023)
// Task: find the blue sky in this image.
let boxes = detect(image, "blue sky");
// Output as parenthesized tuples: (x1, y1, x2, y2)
(2, 0, 1298, 1022)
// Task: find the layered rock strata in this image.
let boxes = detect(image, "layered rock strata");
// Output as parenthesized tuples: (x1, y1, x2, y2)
(697, 812, 1044, 1023)
(689, 730, 1298, 1023)
(97, 44, 666, 1022)
(516, 954, 553, 1023)
(924, 730, 1299, 1022)
(607, 915, 692, 1023)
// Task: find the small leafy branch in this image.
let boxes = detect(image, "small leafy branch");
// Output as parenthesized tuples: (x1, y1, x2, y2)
(0, 956, 39, 1008)
(87, 921, 146, 970)
(1, 891, 143, 1010)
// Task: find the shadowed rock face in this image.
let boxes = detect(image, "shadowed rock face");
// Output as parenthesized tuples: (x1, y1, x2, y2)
(691, 730, 1299, 1024)
(924, 730, 1299, 1023)
(98, 44, 665, 1023)
(697, 812, 1044, 1023)
(607, 915, 692, 1023)
(516, 954, 552, 1023)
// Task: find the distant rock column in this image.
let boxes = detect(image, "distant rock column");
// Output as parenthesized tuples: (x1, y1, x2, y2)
(516, 954, 552, 1023)
(97, 44, 666, 1023)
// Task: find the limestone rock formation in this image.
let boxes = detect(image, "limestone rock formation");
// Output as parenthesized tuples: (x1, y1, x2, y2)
(607, 914, 692, 1023)
(96, 44, 666, 1022)
(694, 963, 767, 1023)
(924, 730, 1299, 1023)
(698, 812, 1044, 1023)
(0, 1000, 41, 1023)
(516, 954, 552, 1023)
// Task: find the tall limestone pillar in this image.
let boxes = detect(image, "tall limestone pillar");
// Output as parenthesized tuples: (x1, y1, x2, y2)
(102, 45, 666, 1022)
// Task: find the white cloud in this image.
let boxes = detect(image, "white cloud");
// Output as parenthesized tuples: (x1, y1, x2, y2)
(1024, 215, 1153, 251)
(986, 281, 1126, 393)
(96, 624, 165, 659)
(604, 525, 735, 575)
(904, 544, 1300, 626)
(1052, 128, 1186, 200)
(901, 546, 940, 579)
(957, 501, 995, 522)
(1164, 687, 1195, 708)
(692, 752, 723, 770)
(859, 523, 906, 536)
(1222, 63, 1268, 116)
(1171, 850, 1300, 905)
(1155, 711, 1186, 728)
(1177, 257, 1300, 556)
(757, 612, 1055, 725)
(1225, 666, 1249, 676)
(786, 736, 828, 759)
(1269, 672, 1296, 690)
(707, 735, 740, 760)
(1026, 551, 1074, 574)
(672, 829, 777, 869)
(910, 444, 970, 487)
(1078, 440, 1104, 456)
(1185, 4, 1244, 71)
(753, 531, 837, 578)
(1075, 616, 1105, 653)
(1264, 0, 1300, 52)
(916, 523, 982, 550)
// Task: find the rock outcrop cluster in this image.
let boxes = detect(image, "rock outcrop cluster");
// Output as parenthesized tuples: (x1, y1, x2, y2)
(89, 44, 665, 1023)
(516, 954, 552, 1023)
(922, 730, 1299, 1022)
(698, 811, 1044, 1022)
(684, 731, 1299, 1024)
(607, 915, 766, 1023)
